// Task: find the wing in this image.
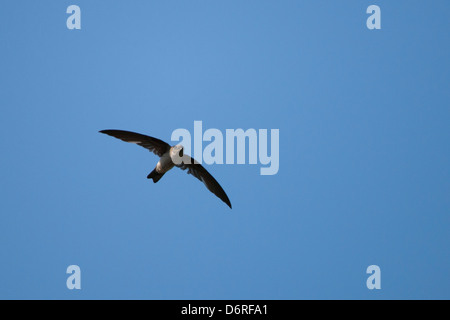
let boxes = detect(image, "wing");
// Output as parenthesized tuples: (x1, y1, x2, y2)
(176, 155, 232, 209)
(99, 129, 171, 157)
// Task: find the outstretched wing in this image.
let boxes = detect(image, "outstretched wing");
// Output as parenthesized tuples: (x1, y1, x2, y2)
(176, 155, 232, 209)
(99, 129, 171, 157)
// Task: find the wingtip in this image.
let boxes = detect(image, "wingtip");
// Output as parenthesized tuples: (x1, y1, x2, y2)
(99, 129, 116, 136)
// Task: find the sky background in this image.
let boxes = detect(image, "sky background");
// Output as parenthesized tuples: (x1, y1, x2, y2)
(0, 1, 449, 299)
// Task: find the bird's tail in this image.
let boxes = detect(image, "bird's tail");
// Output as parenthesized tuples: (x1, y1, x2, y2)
(147, 168, 165, 183)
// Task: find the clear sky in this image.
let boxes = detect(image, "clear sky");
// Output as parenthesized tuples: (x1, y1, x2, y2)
(0, 1, 449, 299)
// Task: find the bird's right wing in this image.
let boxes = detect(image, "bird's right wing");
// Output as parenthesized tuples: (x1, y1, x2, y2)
(99, 130, 171, 157)
(175, 155, 232, 209)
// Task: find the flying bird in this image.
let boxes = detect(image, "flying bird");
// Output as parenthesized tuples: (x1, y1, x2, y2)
(99, 129, 232, 209)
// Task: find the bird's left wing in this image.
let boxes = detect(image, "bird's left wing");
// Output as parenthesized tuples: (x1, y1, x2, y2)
(176, 155, 232, 209)
(99, 129, 171, 157)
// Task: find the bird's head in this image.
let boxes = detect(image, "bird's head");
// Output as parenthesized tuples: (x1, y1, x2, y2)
(171, 144, 184, 164)
(173, 144, 184, 157)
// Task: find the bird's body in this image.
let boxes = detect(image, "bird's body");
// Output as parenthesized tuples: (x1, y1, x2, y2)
(100, 129, 232, 208)
(148, 145, 182, 183)
(156, 148, 176, 174)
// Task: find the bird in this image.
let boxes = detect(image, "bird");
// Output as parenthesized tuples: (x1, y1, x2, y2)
(99, 129, 232, 209)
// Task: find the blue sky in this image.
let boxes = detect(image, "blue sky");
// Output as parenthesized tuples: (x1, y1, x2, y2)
(0, 1, 449, 299)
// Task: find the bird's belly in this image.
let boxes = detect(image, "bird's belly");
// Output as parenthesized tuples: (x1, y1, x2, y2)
(157, 153, 175, 173)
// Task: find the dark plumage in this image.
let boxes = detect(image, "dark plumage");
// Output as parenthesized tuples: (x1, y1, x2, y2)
(100, 129, 232, 209)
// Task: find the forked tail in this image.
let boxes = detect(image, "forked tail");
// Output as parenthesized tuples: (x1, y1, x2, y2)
(147, 168, 165, 183)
